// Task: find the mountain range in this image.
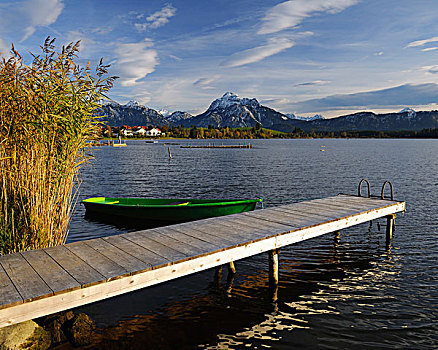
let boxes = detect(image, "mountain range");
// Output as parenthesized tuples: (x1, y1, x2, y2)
(100, 93, 438, 132)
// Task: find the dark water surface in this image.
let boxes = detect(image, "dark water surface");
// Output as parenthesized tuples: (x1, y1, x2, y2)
(67, 139, 437, 349)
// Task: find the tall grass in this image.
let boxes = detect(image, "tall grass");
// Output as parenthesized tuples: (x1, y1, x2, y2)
(0, 37, 116, 254)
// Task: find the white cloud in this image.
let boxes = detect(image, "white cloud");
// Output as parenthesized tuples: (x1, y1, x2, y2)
(258, 0, 359, 35)
(407, 36, 438, 48)
(114, 40, 159, 86)
(135, 4, 176, 32)
(20, 0, 64, 41)
(422, 47, 438, 52)
(222, 37, 294, 68)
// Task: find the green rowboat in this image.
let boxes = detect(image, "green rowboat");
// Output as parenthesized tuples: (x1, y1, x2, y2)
(82, 197, 262, 224)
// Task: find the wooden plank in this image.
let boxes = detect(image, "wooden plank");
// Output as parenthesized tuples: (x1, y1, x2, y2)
(247, 206, 332, 222)
(0, 253, 52, 302)
(151, 227, 219, 252)
(274, 202, 361, 219)
(102, 235, 166, 268)
(242, 210, 310, 228)
(336, 194, 399, 206)
(307, 196, 390, 210)
(174, 220, 253, 245)
(265, 207, 332, 226)
(292, 198, 371, 211)
(141, 229, 206, 257)
(168, 224, 238, 248)
(44, 245, 106, 287)
(84, 238, 150, 274)
(170, 226, 231, 249)
(21, 249, 80, 295)
(268, 204, 343, 220)
(66, 242, 128, 280)
(222, 215, 297, 234)
(0, 264, 23, 310)
(242, 208, 328, 229)
(123, 231, 188, 262)
(187, 218, 268, 244)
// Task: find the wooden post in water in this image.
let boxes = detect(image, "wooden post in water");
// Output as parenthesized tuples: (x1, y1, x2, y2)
(168, 146, 172, 159)
(227, 262, 236, 275)
(214, 266, 222, 286)
(386, 214, 396, 246)
(269, 249, 279, 285)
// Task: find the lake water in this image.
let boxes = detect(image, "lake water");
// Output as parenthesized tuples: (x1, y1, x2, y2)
(68, 139, 437, 349)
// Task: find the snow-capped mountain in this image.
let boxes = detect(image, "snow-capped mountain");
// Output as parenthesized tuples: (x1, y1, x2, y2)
(159, 109, 171, 118)
(99, 101, 169, 126)
(398, 108, 416, 119)
(173, 92, 296, 129)
(286, 113, 325, 121)
(167, 111, 193, 124)
(304, 109, 437, 131)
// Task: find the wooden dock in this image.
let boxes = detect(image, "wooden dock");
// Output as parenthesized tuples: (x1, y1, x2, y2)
(0, 194, 405, 328)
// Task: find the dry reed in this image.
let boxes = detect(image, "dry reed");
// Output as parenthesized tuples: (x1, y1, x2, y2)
(0, 37, 116, 254)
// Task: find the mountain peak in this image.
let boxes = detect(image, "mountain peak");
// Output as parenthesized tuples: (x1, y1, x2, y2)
(398, 107, 416, 118)
(286, 113, 325, 121)
(208, 92, 260, 111)
(125, 100, 143, 109)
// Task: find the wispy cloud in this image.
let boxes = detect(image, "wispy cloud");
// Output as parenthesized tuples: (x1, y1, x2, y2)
(421, 65, 438, 74)
(290, 83, 438, 113)
(222, 37, 294, 68)
(295, 80, 330, 86)
(258, 0, 359, 35)
(114, 40, 159, 87)
(20, 0, 64, 41)
(407, 36, 438, 48)
(193, 75, 221, 89)
(135, 4, 176, 32)
(169, 54, 182, 61)
(91, 26, 114, 35)
(422, 47, 438, 52)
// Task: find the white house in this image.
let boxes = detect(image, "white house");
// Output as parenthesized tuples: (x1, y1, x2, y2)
(133, 127, 147, 136)
(122, 128, 133, 137)
(146, 128, 161, 137)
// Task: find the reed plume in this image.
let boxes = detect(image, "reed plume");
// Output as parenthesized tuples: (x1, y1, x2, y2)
(0, 37, 116, 254)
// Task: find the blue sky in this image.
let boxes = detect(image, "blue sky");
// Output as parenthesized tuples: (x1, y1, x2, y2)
(1, 0, 438, 117)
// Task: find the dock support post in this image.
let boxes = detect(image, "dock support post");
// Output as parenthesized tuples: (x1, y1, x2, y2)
(227, 262, 236, 275)
(214, 266, 222, 286)
(385, 214, 396, 246)
(334, 231, 341, 244)
(269, 249, 279, 286)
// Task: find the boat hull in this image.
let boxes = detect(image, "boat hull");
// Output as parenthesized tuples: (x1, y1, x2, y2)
(82, 197, 260, 224)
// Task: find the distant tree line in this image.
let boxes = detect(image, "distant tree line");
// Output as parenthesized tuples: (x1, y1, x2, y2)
(103, 125, 438, 139)
(158, 126, 438, 139)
